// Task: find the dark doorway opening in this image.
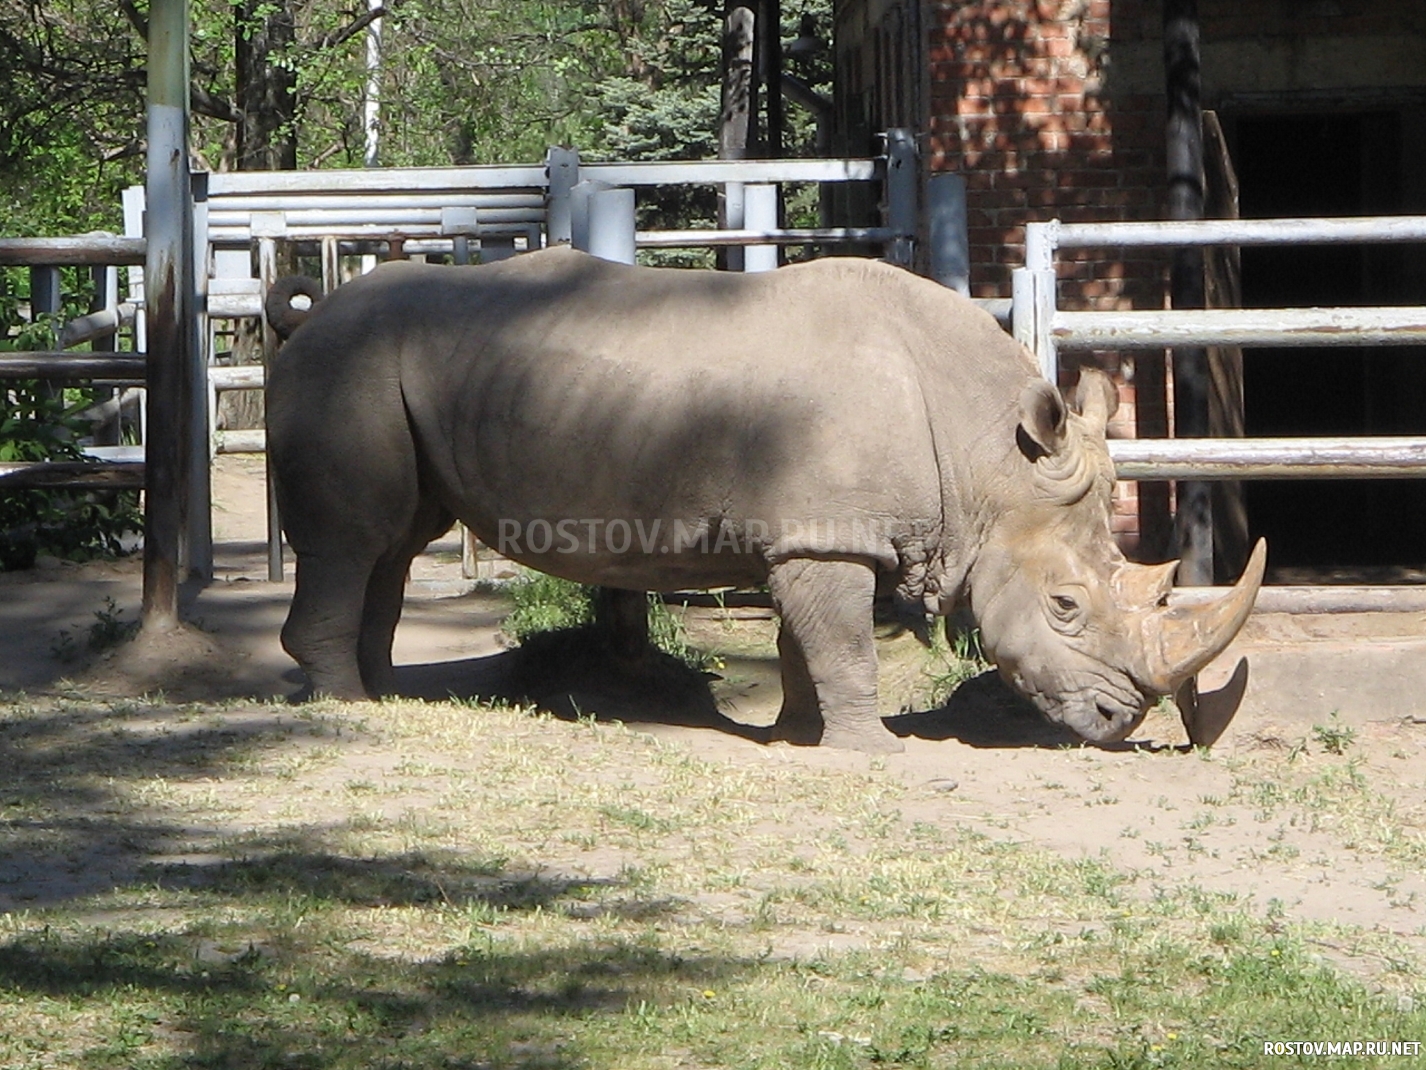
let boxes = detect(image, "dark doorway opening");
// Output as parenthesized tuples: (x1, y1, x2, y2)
(1234, 111, 1426, 578)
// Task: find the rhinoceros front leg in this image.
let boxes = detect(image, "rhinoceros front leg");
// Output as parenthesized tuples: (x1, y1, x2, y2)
(767, 557, 902, 753)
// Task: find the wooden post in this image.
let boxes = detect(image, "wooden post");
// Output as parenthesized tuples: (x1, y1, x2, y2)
(142, 0, 194, 631)
(1164, 0, 1211, 585)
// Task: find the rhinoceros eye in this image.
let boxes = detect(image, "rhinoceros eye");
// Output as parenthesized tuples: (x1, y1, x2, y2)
(1052, 594, 1079, 615)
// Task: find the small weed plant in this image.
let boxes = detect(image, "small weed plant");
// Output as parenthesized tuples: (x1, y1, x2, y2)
(926, 624, 991, 705)
(51, 596, 140, 661)
(1311, 713, 1357, 755)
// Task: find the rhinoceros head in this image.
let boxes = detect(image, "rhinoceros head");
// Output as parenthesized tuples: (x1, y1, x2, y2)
(966, 369, 1265, 743)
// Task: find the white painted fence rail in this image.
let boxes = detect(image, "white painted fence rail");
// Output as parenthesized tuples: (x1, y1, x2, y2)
(1013, 214, 1426, 486)
(1054, 306, 1426, 349)
(1108, 438, 1426, 481)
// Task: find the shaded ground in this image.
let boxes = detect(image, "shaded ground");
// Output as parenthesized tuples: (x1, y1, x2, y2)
(2, 455, 1424, 962)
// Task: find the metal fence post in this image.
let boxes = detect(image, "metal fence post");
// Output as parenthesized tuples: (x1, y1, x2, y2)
(569, 179, 610, 252)
(743, 183, 778, 272)
(141, 0, 194, 630)
(1022, 222, 1059, 385)
(187, 169, 212, 580)
(927, 172, 969, 294)
(588, 187, 636, 265)
(257, 234, 284, 582)
(545, 146, 580, 246)
(883, 128, 917, 268)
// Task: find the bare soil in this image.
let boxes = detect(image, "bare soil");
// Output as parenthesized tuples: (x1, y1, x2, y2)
(2, 455, 1424, 963)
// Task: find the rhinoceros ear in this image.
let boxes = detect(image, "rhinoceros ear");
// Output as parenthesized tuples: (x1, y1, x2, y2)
(1072, 368, 1119, 433)
(1018, 379, 1068, 458)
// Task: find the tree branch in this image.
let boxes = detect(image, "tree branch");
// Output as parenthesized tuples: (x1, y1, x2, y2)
(118, 0, 147, 40)
(309, 7, 387, 51)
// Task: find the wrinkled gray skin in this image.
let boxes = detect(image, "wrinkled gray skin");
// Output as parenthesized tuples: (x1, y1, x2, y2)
(266, 247, 1263, 752)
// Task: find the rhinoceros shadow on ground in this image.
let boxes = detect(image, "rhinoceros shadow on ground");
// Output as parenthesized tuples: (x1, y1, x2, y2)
(392, 626, 769, 742)
(392, 629, 1143, 751)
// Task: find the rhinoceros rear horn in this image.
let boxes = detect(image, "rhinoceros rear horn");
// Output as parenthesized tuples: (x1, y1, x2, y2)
(1140, 539, 1266, 694)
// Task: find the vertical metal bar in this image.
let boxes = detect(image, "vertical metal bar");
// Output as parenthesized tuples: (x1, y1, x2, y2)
(545, 146, 580, 246)
(883, 127, 917, 268)
(1011, 268, 1036, 351)
(258, 236, 284, 582)
(927, 172, 969, 294)
(142, 0, 193, 631)
(29, 266, 62, 403)
(321, 235, 340, 290)
(723, 181, 746, 272)
(570, 180, 611, 253)
(743, 183, 778, 272)
(187, 170, 213, 580)
(91, 265, 120, 445)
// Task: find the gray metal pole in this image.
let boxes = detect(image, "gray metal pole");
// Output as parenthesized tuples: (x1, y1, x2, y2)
(742, 184, 778, 272)
(587, 188, 636, 265)
(927, 173, 969, 294)
(187, 170, 213, 581)
(142, 0, 194, 630)
(545, 147, 580, 246)
(884, 128, 917, 269)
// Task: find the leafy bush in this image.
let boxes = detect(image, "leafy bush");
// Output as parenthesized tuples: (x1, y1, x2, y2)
(1, 297, 142, 570)
(501, 570, 715, 670)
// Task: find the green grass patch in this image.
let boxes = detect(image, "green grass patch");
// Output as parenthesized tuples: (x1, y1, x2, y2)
(0, 693, 1422, 1069)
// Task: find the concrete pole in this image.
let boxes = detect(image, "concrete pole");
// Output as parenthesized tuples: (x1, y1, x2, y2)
(142, 0, 194, 631)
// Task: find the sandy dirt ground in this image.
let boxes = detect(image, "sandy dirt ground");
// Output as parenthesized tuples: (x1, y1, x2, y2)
(2, 455, 1425, 965)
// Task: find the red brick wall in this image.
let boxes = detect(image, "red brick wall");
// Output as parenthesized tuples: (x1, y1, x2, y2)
(924, 0, 1173, 554)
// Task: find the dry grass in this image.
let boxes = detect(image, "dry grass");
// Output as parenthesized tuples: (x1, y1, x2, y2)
(0, 689, 1423, 1068)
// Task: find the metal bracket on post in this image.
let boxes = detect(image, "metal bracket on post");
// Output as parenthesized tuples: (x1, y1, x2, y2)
(742, 183, 778, 272)
(883, 128, 917, 269)
(927, 172, 969, 294)
(545, 146, 580, 247)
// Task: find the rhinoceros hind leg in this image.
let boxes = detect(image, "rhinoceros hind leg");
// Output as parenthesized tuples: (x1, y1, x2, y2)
(357, 497, 455, 696)
(283, 554, 379, 701)
(593, 587, 650, 669)
(768, 557, 902, 753)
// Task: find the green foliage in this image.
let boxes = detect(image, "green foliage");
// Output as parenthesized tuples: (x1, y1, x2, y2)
(1311, 713, 1356, 756)
(501, 570, 715, 670)
(502, 571, 595, 642)
(0, 292, 141, 570)
(51, 596, 141, 662)
(926, 625, 992, 706)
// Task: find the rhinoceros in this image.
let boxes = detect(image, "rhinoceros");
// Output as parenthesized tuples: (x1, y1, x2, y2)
(265, 246, 1263, 752)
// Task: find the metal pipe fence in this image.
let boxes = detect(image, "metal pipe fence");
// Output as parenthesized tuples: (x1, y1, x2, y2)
(1013, 214, 1426, 484)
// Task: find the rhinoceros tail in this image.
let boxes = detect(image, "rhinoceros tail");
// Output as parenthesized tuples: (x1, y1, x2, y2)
(265, 275, 324, 339)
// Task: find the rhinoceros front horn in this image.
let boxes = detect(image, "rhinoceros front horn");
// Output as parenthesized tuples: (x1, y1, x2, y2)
(1139, 539, 1266, 694)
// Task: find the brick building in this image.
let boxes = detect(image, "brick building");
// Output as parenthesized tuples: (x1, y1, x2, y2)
(831, 0, 1426, 575)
